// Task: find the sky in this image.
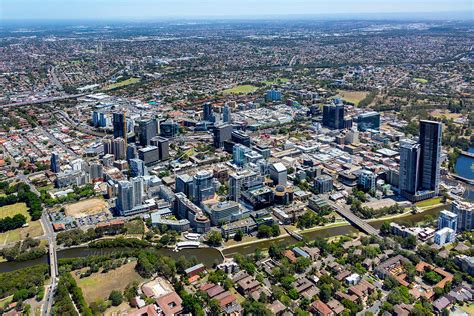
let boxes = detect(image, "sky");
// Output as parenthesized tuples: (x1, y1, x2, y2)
(1, 0, 472, 20)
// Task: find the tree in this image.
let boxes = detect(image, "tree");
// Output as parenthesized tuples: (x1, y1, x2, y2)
(207, 231, 222, 246)
(234, 230, 243, 241)
(380, 221, 391, 235)
(257, 225, 272, 238)
(109, 290, 123, 306)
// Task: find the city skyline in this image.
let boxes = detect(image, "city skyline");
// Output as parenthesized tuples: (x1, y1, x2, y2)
(1, 0, 472, 21)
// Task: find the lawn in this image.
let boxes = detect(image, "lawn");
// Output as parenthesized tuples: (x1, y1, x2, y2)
(262, 78, 289, 85)
(103, 78, 140, 91)
(459, 303, 474, 315)
(416, 197, 442, 208)
(0, 203, 30, 220)
(0, 220, 43, 245)
(125, 219, 144, 235)
(336, 90, 370, 106)
(74, 262, 145, 304)
(414, 78, 428, 84)
(222, 85, 259, 94)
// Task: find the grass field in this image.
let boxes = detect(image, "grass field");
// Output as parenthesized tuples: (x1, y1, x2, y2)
(416, 197, 442, 208)
(0, 203, 43, 245)
(103, 78, 140, 91)
(414, 78, 428, 84)
(0, 203, 30, 220)
(336, 90, 369, 106)
(64, 198, 108, 218)
(0, 295, 13, 308)
(74, 262, 144, 304)
(222, 85, 259, 94)
(125, 220, 144, 235)
(458, 304, 474, 315)
(0, 220, 43, 245)
(430, 109, 463, 120)
(262, 78, 289, 85)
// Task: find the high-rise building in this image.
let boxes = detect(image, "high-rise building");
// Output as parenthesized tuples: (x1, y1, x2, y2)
(399, 139, 420, 196)
(314, 175, 333, 194)
(204, 201, 241, 226)
(116, 178, 144, 216)
(228, 170, 264, 202)
(89, 162, 103, 181)
(438, 210, 458, 231)
(223, 104, 232, 123)
(159, 120, 179, 138)
(138, 119, 158, 146)
(451, 200, 474, 232)
(113, 112, 127, 140)
(50, 152, 61, 173)
(155, 137, 170, 161)
(231, 130, 251, 148)
(322, 104, 345, 129)
(127, 143, 138, 161)
(103, 138, 113, 155)
(192, 171, 215, 205)
(138, 146, 160, 167)
(130, 159, 148, 177)
(357, 112, 381, 131)
(203, 102, 215, 122)
(112, 137, 126, 160)
(176, 174, 194, 198)
(213, 124, 233, 148)
(434, 227, 456, 246)
(269, 163, 287, 186)
(399, 120, 442, 201)
(419, 120, 442, 195)
(233, 144, 251, 167)
(358, 170, 376, 192)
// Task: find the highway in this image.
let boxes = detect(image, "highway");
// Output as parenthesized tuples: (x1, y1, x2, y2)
(1, 94, 85, 108)
(328, 201, 380, 236)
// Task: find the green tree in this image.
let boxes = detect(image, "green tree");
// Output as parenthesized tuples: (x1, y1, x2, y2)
(109, 290, 123, 306)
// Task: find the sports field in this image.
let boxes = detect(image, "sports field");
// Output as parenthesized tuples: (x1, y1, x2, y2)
(103, 78, 140, 91)
(222, 85, 259, 94)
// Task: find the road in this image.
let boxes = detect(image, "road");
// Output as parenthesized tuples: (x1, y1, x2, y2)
(41, 126, 80, 159)
(1, 94, 85, 108)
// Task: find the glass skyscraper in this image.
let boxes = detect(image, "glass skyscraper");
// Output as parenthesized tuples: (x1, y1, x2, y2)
(419, 120, 442, 194)
(322, 103, 345, 129)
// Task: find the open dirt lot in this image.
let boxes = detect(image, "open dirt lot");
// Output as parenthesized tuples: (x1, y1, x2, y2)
(64, 198, 108, 218)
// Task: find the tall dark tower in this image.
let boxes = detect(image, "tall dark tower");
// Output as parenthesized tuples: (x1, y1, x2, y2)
(419, 120, 442, 194)
(113, 112, 127, 144)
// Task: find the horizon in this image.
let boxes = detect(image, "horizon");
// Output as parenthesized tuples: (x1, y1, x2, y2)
(1, 0, 473, 22)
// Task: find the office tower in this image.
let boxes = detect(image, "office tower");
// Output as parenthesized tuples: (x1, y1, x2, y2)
(89, 162, 103, 181)
(112, 137, 126, 160)
(399, 139, 420, 196)
(204, 201, 240, 226)
(126, 143, 138, 161)
(103, 138, 113, 155)
(138, 146, 159, 167)
(419, 120, 442, 194)
(71, 158, 86, 171)
(266, 90, 282, 102)
(192, 171, 215, 205)
(451, 200, 474, 232)
(228, 170, 264, 202)
(159, 120, 179, 138)
(92, 111, 100, 126)
(357, 112, 381, 131)
(358, 170, 376, 192)
(50, 152, 61, 173)
(151, 136, 170, 161)
(130, 159, 148, 177)
(223, 104, 232, 123)
(176, 174, 194, 198)
(213, 124, 233, 148)
(438, 210, 458, 231)
(233, 144, 251, 167)
(113, 112, 127, 140)
(315, 175, 333, 193)
(345, 128, 360, 145)
(322, 103, 345, 129)
(254, 144, 271, 159)
(138, 119, 158, 146)
(269, 162, 287, 186)
(231, 130, 251, 148)
(203, 102, 215, 122)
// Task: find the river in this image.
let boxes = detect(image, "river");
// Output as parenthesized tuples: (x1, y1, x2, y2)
(0, 204, 445, 273)
(455, 147, 474, 201)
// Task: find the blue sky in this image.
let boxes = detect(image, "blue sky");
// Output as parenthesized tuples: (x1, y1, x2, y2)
(1, 0, 472, 20)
